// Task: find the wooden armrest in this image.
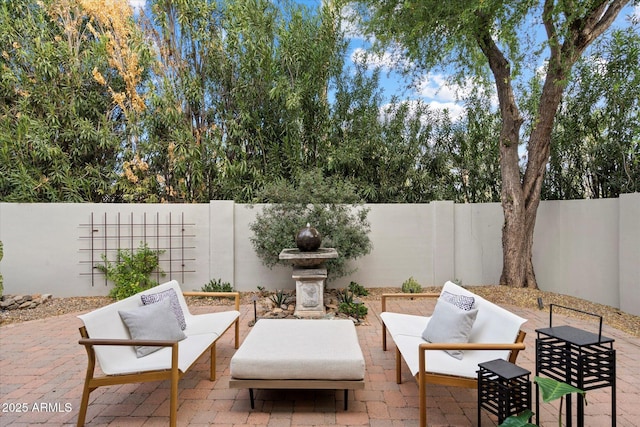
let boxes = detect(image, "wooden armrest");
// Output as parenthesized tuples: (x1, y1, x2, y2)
(183, 291, 241, 311)
(381, 293, 439, 312)
(79, 338, 179, 348)
(419, 342, 526, 352)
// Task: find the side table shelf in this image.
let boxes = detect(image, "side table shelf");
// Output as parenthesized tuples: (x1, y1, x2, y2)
(535, 305, 616, 427)
(477, 358, 531, 426)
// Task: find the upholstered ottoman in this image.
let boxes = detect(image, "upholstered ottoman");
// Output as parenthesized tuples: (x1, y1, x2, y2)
(229, 319, 365, 409)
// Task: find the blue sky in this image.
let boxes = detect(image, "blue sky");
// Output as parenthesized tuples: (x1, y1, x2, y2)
(129, 0, 639, 121)
(338, 2, 640, 121)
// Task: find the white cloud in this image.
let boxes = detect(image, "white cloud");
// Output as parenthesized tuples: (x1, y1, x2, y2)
(414, 73, 460, 102)
(340, 4, 366, 40)
(632, 5, 640, 24)
(350, 47, 408, 71)
(129, 0, 145, 12)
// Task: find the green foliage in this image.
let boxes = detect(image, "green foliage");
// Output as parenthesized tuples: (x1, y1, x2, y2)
(348, 281, 369, 297)
(499, 377, 587, 427)
(542, 29, 640, 199)
(1, 0, 636, 209)
(249, 169, 372, 280)
(0, 0, 145, 203)
(337, 289, 355, 305)
(269, 290, 291, 308)
(339, 301, 368, 318)
(96, 243, 165, 300)
(201, 278, 233, 293)
(337, 289, 368, 318)
(401, 277, 422, 293)
(536, 376, 587, 404)
(499, 410, 535, 427)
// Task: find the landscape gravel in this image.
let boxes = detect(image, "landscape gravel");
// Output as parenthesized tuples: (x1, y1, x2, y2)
(1, 286, 638, 337)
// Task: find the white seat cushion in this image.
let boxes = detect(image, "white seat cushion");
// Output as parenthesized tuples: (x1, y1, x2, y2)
(230, 319, 365, 381)
(94, 332, 218, 375)
(78, 280, 239, 375)
(381, 281, 527, 378)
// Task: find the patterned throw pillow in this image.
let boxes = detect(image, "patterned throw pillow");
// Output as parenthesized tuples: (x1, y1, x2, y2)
(141, 288, 187, 330)
(440, 290, 475, 311)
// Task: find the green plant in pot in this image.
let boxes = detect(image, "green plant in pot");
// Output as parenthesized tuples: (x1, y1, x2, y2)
(499, 377, 586, 427)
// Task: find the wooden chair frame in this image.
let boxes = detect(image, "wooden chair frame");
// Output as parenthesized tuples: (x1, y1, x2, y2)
(77, 291, 240, 427)
(381, 293, 526, 427)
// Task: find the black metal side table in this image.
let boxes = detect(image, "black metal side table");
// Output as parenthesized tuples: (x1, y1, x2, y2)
(535, 304, 616, 427)
(477, 358, 531, 426)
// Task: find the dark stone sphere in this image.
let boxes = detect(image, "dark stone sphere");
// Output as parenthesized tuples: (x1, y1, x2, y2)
(295, 223, 322, 252)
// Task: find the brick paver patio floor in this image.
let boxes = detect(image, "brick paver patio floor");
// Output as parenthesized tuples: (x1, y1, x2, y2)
(1, 296, 638, 426)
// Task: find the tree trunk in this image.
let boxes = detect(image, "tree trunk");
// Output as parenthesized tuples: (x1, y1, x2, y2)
(478, 0, 628, 288)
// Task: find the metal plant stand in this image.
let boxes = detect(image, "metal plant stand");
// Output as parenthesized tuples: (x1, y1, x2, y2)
(535, 304, 616, 427)
(477, 358, 531, 426)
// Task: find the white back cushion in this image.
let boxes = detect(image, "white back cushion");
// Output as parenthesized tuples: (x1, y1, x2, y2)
(441, 281, 526, 345)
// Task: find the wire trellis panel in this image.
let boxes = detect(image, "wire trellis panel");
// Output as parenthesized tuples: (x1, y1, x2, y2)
(79, 211, 196, 287)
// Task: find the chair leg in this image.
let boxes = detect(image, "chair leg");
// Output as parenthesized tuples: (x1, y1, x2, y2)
(395, 347, 402, 384)
(76, 382, 92, 426)
(170, 345, 179, 427)
(382, 324, 387, 351)
(235, 319, 240, 349)
(210, 343, 217, 381)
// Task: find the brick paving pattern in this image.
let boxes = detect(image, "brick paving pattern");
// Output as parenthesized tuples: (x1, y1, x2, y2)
(1, 298, 637, 426)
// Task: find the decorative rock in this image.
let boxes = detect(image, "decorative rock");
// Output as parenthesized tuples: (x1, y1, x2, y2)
(1, 294, 53, 311)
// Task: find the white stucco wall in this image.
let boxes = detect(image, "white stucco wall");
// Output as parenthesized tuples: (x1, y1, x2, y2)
(1, 195, 638, 315)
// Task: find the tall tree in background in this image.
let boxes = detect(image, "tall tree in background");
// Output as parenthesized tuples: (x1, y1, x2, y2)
(141, 0, 344, 202)
(355, 0, 633, 288)
(0, 0, 128, 201)
(542, 28, 640, 199)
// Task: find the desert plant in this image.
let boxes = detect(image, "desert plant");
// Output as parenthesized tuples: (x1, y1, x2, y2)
(200, 278, 233, 293)
(269, 289, 291, 308)
(249, 169, 372, 280)
(96, 242, 165, 300)
(499, 377, 587, 427)
(337, 288, 355, 304)
(337, 288, 368, 319)
(339, 301, 368, 318)
(348, 281, 369, 297)
(401, 276, 422, 293)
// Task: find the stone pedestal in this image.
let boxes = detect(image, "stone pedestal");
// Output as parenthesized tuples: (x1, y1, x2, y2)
(292, 267, 327, 318)
(279, 248, 338, 319)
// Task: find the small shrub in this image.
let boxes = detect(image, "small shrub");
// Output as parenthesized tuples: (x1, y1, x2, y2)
(269, 289, 291, 308)
(348, 281, 368, 296)
(201, 278, 233, 292)
(337, 288, 368, 318)
(96, 242, 165, 300)
(337, 288, 354, 304)
(401, 276, 422, 293)
(249, 169, 372, 281)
